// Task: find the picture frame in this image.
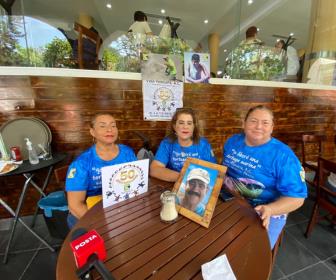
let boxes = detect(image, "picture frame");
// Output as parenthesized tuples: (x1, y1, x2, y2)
(172, 158, 227, 228)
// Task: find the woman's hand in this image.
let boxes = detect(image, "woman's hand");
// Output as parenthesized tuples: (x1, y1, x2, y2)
(254, 204, 273, 229)
(254, 197, 305, 229)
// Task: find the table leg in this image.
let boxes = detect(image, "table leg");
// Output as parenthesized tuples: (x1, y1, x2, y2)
(0, 198, 55, 264)
(2, 174, 55, 264)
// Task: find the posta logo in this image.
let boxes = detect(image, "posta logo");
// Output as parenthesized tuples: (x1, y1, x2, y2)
(70, 230, 107, 268)
(74, 233, 97, 250)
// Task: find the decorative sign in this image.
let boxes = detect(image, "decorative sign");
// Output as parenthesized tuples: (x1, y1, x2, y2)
(172, 158, 227, 228)
(141, 53, 183, 121)
(101, 159, 149, 208)
(142, 80, 183, 121)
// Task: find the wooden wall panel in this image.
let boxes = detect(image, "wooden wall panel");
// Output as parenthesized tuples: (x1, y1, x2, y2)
(0, 76, 336, 218)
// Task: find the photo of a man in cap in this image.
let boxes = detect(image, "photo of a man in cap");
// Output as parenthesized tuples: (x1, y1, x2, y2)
(180, 168, 211, 216)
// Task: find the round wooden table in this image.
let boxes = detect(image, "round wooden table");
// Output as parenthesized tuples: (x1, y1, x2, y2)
(56, 178, 272, 280)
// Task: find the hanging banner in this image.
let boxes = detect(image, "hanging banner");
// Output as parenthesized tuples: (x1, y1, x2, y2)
(142, 80, 183, 120)
(101, 159, 149, 208)
(141, 53, 183, 121)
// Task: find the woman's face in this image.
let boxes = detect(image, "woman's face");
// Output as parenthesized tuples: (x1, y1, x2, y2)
(90, 115, 118, 145)
(174, 113, 194, 142)
(243, 109, 273, 146)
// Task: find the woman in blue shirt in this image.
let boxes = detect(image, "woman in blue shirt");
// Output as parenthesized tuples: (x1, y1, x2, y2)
(222, 105, 307, 248)
(150, 107, 216, 182)
(65, 113, 136, 228)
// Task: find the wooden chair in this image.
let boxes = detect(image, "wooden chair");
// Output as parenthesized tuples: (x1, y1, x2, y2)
(73, 22, 102, 70)
(54, 165, 69, 185)
(301, 134, 323, 186)
(305, 157, 336, 237)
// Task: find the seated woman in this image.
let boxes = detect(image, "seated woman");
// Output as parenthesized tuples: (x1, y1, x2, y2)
(65, 113, 137, 228)
(222, 105, 307, 249)
(150, 107, 216, 182)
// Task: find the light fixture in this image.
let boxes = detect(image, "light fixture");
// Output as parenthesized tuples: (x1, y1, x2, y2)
(257, 27, 260, 31)
(290, 32, 294, 36)
(223, 49, 227, 53)
(204, 19, 208, 24)
(161, 9, 165, 14)
(106, 3, 112, 9)
(158, 20, 163, 25)
(276, 39, 280, 42)
(248, 0, 253, 5)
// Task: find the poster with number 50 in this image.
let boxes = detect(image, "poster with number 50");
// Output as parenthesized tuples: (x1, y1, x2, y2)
(101, 159, 149, 208)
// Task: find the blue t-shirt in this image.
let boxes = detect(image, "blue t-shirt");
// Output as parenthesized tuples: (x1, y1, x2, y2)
(222, 133, 307, 207)
(65, 144, 137, 197)
(154, 137, 216, 172)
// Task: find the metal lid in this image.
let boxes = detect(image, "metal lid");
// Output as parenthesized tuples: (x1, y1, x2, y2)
(0, 118, 52, 160)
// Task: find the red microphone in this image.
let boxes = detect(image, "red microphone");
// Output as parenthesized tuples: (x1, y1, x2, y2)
(70, 228, 106, 268)
(70, 228, 114, 280)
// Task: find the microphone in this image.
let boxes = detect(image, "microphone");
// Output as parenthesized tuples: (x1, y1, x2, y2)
(70, 228, 114, 280)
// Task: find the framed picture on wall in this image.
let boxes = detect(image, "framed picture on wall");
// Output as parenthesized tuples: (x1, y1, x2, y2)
(172, 158, 227, 228)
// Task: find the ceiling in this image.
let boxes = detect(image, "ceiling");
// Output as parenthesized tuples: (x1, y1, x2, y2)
(11, 0, 312, 68)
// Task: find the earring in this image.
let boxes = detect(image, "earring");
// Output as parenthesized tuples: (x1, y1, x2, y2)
(92, 137, 95, 143)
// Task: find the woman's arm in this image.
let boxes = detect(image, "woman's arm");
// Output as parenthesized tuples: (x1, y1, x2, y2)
(255, 196, 304, 229)
(67, 191, 88, 219)
(150, 160, 180, 182)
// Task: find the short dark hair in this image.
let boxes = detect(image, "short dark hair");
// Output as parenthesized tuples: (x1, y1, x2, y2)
(246, 26, 258, 39)
(191, 53, 200, 62)
(134, 11, 147, 22)
(244, 105, 274, 121)
(168, 107, 200, 143)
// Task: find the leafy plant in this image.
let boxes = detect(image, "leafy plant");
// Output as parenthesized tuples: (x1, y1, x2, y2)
(42, 37, 74, 68)
(226, 43, 286, 81)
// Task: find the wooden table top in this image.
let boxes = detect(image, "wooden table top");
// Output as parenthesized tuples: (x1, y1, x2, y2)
(56, 178, 272, 280)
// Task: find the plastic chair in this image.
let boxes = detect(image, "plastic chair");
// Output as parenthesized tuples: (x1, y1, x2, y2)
(301, 134, 323, 186)
(305, 157, 336, 237)
(73, 22, 102, 70)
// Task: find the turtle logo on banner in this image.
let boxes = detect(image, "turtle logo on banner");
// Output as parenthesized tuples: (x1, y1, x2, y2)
(152, 86, 176, 111)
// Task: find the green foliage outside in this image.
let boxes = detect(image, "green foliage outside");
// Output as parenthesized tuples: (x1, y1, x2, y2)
(0, 16, 74, 68)
(42, 38, 73, 68)
(1, 16, 191, 72)
(226, 43, 286, 81)
(0, 16, 26, 66)
(108, 33, 192, 72)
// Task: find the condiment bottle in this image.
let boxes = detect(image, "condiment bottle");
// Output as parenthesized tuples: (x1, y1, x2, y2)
(25, 138, 39, 164)
(160, 191, 178, 222)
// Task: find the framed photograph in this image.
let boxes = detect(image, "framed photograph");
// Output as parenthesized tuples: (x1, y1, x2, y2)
(172, 158, 227, 228)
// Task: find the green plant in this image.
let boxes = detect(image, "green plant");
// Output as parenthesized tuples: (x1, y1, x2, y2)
(226, 43, 286, 81)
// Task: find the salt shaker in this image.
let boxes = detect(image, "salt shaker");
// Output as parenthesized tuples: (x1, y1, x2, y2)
(160, 191, 178, 222)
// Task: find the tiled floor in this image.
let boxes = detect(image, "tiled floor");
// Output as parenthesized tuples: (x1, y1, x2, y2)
(0, 196, 335, 279)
